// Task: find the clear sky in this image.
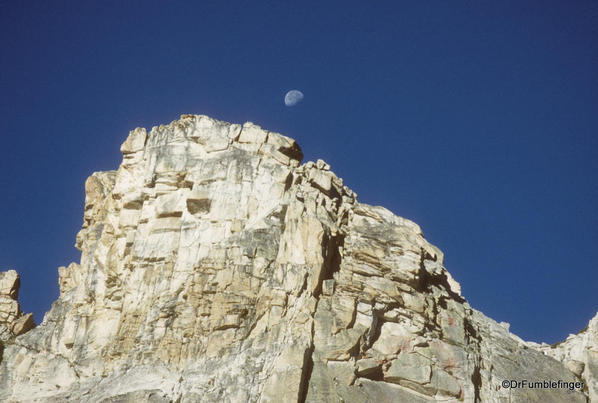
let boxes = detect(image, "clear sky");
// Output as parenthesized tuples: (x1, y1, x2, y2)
(1, 1, 596, 344)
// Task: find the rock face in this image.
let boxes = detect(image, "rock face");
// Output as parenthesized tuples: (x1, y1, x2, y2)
(0, 270, 35, 344)
(0, 114, 596, 402)
(537, 313, 598, 399)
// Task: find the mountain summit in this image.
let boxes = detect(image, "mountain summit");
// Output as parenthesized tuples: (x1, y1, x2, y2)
(1, 114, 596, 402)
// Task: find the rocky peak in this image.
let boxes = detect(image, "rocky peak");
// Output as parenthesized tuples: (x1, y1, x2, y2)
(0, 114, 595, 402)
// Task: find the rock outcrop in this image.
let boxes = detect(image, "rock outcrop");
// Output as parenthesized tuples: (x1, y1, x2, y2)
(536, 313, 598, 399)
(0, 270, 35, 345)
(0, 114, 595, 402)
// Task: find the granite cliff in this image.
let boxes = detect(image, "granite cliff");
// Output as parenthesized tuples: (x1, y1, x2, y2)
(1, 114, 596, 402)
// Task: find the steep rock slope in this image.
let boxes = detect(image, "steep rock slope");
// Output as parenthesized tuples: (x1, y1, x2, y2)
(0, 114, 595, 402)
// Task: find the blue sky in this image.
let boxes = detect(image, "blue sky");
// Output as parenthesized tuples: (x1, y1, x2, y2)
(1, 1, 596, 343)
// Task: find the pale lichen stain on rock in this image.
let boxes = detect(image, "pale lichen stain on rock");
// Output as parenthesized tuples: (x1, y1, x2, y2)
(0, 114, 595, 402)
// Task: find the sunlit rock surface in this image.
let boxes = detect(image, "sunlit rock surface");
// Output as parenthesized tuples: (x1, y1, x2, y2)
(0, 270, 35, 344)
(0, 114, 595, 402)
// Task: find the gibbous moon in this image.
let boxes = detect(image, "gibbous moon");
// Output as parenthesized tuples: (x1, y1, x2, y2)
(284, 90, 304, 106)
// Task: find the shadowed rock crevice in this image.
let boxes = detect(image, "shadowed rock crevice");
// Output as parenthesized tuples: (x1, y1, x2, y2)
(417, 251, 465, 304)
(186, 198, 211, 215)
(364, 309, 382, 350)
(471, 363, 482, 402)
(323, 233, 344, 280)
(297, 345, 314, 403)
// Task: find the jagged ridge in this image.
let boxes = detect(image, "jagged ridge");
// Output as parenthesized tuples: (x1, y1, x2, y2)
(0, 114, 595, 402)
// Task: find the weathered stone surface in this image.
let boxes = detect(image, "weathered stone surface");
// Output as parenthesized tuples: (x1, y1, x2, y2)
(386, 352, 432, 385)
(0, 270, 35, 343)
(536, 312, 598, 401)
(0, 114, 595, 402)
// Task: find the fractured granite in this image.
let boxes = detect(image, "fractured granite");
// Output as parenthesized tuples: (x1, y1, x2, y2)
(0, 270, 35, 344)
(0, 114, 595, 402)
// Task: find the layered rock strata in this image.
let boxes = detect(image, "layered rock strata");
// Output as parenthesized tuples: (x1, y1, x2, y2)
(0, 114, 595, 402)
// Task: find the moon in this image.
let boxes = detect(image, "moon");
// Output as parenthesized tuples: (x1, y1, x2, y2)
(284, 90, 304, 106)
